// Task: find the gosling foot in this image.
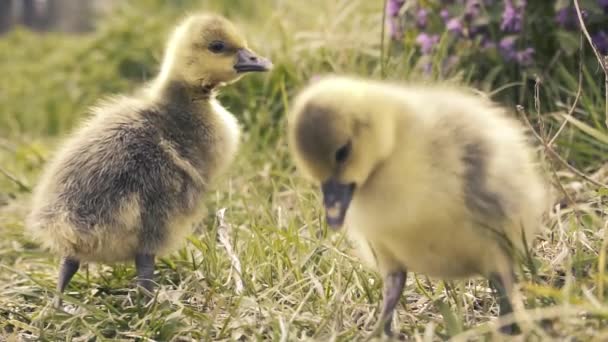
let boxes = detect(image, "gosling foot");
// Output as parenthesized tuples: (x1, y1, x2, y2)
(366, 270, 407, 341)
(489, 272, 521, 336)
(135, 253, 156, 296)
(53, 256, 80, 308)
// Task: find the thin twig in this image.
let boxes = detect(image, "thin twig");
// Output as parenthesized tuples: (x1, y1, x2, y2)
(548, 34, 584, 147)
(517, 105, 586, 232)
(572, 0, 608, 129)
(216, 208, 244, 295)
(380, 0, 388, 78)
(605, 56, 608, 129)
(572, 0, 608, 130)
(0, 166, 31, 192)
(517, 105, 607, 189)
(572, 0, 607, 74)
(526, 81, 585, 229)
(535, 76, 545, 140)
(0, 138, 16, 153)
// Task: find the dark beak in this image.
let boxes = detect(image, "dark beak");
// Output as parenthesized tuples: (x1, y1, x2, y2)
(234, 49, 273, 73)
(321, 178, 356, 230)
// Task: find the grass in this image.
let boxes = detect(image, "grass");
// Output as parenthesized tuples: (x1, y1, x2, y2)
(1, 0, 608, 340)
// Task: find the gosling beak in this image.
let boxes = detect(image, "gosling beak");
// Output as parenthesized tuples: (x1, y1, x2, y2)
(321, 178, 356, 230)
(234, 49, 273, 73)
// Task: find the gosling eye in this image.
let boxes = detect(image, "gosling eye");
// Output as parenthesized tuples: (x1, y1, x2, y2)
(208, 40, 226, 53)
(335, 141, 352, 164)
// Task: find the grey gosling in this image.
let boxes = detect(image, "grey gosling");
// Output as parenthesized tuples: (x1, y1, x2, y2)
(287, 76, 552, 337)
(27, 13, 272, 306)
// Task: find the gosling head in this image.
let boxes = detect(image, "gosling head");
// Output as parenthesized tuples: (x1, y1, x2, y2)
(158, 13, 272, 90)
(288, 76, 397, 229)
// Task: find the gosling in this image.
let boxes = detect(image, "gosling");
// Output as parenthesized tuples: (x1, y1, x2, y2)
(287, 76, 551, 336)
(27, 13, 272, 306)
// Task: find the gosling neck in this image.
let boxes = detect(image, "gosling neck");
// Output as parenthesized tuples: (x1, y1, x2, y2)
(151, 77, 219, 105)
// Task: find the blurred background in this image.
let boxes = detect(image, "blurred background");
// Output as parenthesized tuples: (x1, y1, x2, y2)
(0, 0, 118, 34)
(1, 0, 606, 163)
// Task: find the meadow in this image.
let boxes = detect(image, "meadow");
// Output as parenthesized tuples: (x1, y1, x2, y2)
(1, 0, 607, 340)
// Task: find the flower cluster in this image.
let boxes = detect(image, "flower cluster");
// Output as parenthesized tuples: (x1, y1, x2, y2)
(386, 0, 608, 75)
(555, 1, 608, 55)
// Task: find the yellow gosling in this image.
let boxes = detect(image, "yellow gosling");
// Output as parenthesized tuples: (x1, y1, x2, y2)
(287, 75, 552, 337)
(27, 13, 272, 307)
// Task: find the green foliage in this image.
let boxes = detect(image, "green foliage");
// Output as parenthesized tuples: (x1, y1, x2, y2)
(0, 1, 194, 136)
(390, 1, 607, 99)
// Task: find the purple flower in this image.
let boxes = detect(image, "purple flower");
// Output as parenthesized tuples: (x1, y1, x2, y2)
(440, 9, 450, 21)
(498, 36, 534, 66)
(416, 8, 429, 28)
(386, 0, 405, 17)
(501, 0, 525, 33)
(592, 30, 608, 54)
(446, 18, 463, 35)
(556, 6, 589, 30)
(499, 36, 516, 50)
(416, 33, 440, 54)
(515, 47, 534, 66)
(386, 0, 405, 40)
(482, 40, 497, 50)
(599, 0, 608, 12)
(501, 1, 517, 29)
(555, 6, 577, 30)
(499, 36, 517, 60)
(464, 0, 482, 21)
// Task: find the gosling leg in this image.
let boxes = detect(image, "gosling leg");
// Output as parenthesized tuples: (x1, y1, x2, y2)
(369, 270, 407, 339)
(53, 256, 80, 308)
(489, 272, 520, 335)
(135, 253, 156, 294)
